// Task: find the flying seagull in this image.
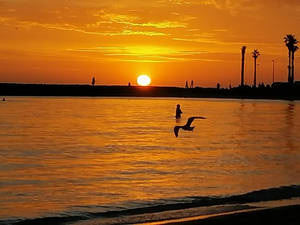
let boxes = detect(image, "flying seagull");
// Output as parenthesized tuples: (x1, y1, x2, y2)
(174, 116, 206, 137)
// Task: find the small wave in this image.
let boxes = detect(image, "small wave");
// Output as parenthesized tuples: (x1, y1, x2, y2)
(2, 184, 300, 225)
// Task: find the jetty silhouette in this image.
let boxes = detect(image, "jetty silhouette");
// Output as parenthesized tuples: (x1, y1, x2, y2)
(0, 83, 300, 100)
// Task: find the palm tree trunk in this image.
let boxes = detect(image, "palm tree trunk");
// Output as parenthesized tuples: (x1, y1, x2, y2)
(241, 53, 245, 86)
(288, 50, 291, 83)
(292, 51, 295, 84)
(254, 58, 257, 87)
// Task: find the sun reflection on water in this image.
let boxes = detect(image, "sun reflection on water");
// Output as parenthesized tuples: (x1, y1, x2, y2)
(0, 97, 299, 218)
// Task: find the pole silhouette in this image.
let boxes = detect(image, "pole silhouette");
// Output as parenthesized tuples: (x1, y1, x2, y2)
(241, 46, 246, 86)
(272, 60, 275, 84)
(252, 49, 260, 87)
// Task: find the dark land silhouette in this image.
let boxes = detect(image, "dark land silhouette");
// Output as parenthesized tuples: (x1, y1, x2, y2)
(1, 82, 300, 100)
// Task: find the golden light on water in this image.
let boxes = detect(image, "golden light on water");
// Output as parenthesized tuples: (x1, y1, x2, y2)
(1, 97, 300, 219)
(137, 75, 151, 86)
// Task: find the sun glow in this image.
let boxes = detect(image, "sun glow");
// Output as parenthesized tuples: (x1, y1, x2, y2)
(137, 75, 151, 86)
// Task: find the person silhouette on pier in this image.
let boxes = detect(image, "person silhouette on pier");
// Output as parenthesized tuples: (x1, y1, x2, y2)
(185, 81, 189, 88)
(175, 104, 183, 119)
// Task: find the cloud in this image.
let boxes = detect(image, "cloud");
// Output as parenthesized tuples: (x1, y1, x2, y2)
(111, 30, 166, 36)
(67, 45, 210, 62)
(1, 0, 298, 61)
(173, 36, 283, 49)
(156, 0, 191, 5)
(0, 16, 167, 36)
(205, 0, 300, 14)
(173, 37, 221, 44)
(172, 31, 224, 45)
(70, 46, 204, 56)
(100, 12, 187, 28)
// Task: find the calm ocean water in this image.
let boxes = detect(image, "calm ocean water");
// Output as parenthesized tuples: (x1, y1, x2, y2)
(0, 97, 300, 224)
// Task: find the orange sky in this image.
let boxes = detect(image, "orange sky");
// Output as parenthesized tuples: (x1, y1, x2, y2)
(0, 0, 299, 87)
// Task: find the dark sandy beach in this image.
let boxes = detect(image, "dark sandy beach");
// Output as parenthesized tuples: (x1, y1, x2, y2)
(71, 201, 300, 225)
(155, 204, 300, 225)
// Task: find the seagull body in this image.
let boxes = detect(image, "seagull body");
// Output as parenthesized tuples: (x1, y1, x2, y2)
(174, 116, 206, 137)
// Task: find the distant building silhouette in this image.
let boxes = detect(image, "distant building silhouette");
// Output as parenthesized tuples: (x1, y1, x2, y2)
(284, 34, 298, 84)
(92, 77, 96, 86)
(241, 46, 246, 86)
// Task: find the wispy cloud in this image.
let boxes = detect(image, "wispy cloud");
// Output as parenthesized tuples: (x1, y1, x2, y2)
(70, 46, 204, 55)
(100, 12, 187, 28)
(0, 16, 167, 36)
(173, 37, 221, 44)
(156, 0, 192, 5)
(67, 45, 210, 62)
(203, 0, 300, 14)
(111, 30, 166, 36)
(172, 32, 222, 44)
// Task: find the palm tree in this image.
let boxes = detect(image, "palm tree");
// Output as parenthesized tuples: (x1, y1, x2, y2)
(252, 49, 260, 87)
(292, 45, 298, 83)
(284, 34, 298, 84)
(241, 46, 246, 86)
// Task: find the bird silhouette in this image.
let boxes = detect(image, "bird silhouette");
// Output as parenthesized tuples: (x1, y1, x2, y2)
(174, 116, 206, 137)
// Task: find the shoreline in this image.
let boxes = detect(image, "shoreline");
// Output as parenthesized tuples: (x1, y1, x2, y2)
(70, 201, 300, 225)
(3, 193, 300, 225)
(158, 204, 300, 225)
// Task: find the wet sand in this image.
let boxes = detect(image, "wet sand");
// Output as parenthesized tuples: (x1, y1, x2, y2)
(71, 203, 300, 225)
(153, 205, 300, 225)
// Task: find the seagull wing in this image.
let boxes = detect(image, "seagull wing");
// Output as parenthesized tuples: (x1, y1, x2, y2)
(185, 116, 206, 127)
(174, 126, 181, 137)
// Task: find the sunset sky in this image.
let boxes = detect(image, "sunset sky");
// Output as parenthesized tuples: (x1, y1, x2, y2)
(0, 0, 299, 87)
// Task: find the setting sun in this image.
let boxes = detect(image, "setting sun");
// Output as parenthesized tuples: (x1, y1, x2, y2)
(137, 75, 151, 86)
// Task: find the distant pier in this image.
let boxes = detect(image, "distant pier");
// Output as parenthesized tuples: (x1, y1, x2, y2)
(0, 83, 300, 100)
